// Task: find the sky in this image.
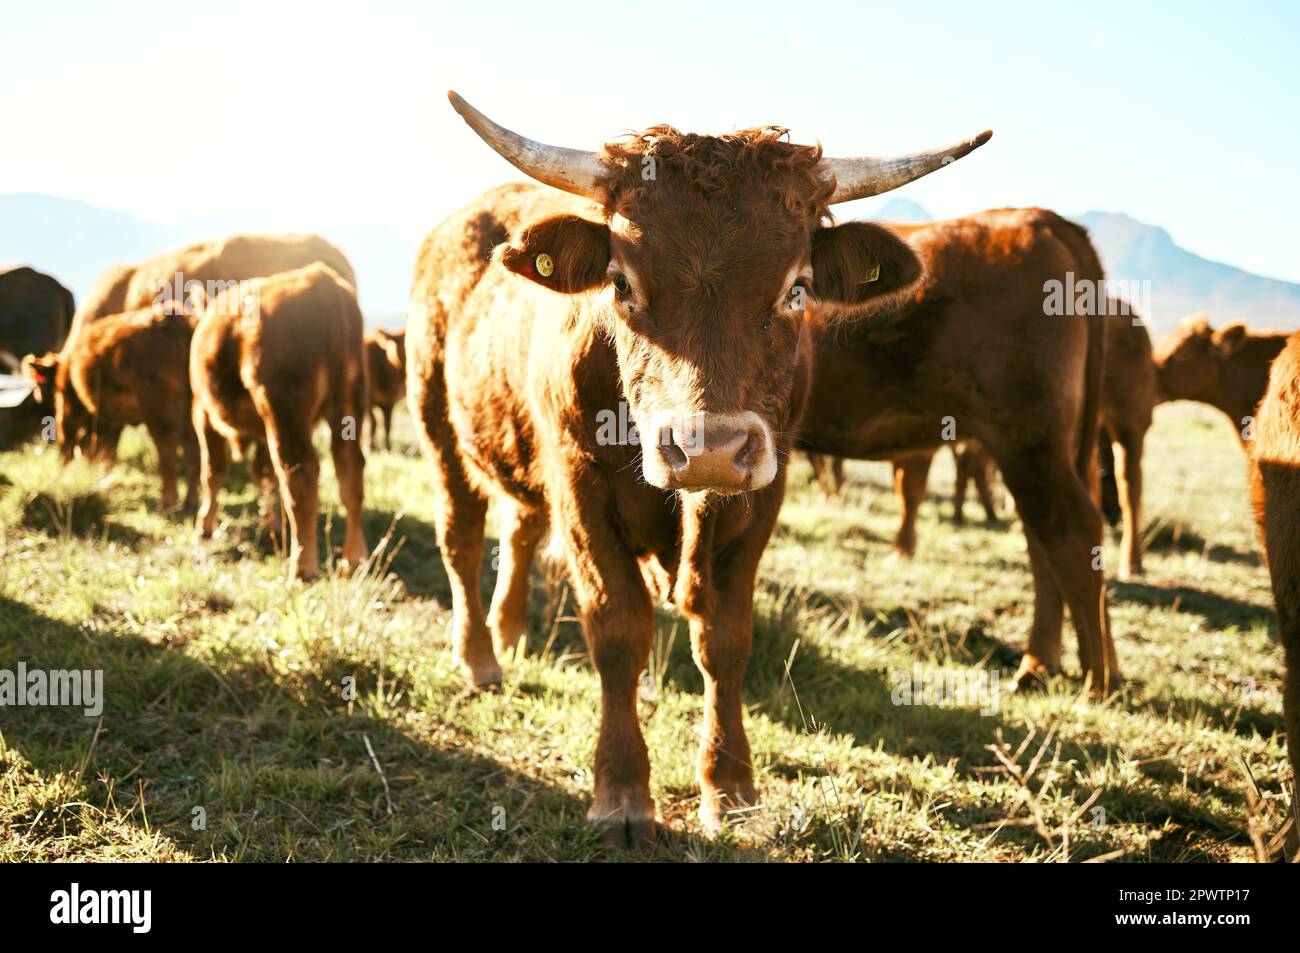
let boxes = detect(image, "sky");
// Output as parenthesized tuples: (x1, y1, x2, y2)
(3, 0, 1298, 281)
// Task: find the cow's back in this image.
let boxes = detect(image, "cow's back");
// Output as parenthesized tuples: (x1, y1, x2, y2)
(69, 307, 193, 418)
(124, 233, 356, 312)
(195, 263, 364, 438)
(803, 208, 1099, 461)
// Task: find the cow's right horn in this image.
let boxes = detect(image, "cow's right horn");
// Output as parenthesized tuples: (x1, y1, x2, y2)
(448, 91, 606, 201)
(822, 130, 993, 204)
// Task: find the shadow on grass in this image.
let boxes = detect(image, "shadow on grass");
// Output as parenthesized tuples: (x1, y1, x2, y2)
(1143, 519, 1261, 568)
(1109, 578, 1273, 632)
(0, 595, 765, 861)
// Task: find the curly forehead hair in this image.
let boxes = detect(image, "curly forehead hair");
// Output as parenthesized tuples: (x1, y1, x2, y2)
(598, 125, 834, 222)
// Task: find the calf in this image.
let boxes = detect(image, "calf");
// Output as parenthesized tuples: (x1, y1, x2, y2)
(27, 304, 197, 510)
(798, 209, 1119, 691)
(1155, 316, 1288, 442)
(365, 328, 405, 450)
(190, 263, 368, 580)
(413, 92, 988, 844)
(1247, 331, 1300, 861)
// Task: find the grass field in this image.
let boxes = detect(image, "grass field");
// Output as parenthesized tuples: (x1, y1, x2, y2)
(0, 401, 1292, 862)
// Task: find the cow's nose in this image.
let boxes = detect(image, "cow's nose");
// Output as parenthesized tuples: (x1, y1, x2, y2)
(655, 417, 771, 491)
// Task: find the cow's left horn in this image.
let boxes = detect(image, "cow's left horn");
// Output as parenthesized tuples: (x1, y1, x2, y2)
(448, 91, 606, 201)
(822, 130, 993, 204)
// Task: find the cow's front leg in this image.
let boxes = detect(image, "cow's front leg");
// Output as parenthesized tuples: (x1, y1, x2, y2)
(689, 581, 758, 830)
(682, 496, 777, 830)
(555, 478, 655, 848)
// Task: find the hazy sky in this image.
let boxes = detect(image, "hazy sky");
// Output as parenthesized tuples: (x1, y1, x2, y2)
(4, 0, 1298, 281)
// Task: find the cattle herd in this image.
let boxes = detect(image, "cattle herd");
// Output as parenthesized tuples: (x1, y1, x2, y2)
(0, 91, 1296, 854)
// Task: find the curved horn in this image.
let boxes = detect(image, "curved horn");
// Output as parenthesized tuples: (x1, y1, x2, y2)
(447, 91, 606, 201)
(823, 129, 993, 204)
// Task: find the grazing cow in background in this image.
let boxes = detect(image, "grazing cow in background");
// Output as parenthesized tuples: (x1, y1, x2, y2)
(57, 235, 356, 459)
(410, 92, 988, 844)
(365, 328, 406, 450)
(797, 208, 1119, 691)
(0, 265, 75, 358)
(1154, 316, 1288, 443)
(29, 304, 197, 510)
(190, 263, 368, 580)
(1247, 331, 1300, 862)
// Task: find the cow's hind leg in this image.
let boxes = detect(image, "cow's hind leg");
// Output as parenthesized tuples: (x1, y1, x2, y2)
(330, 405, 368, 573)
(257, 396, 321, 581)
(487, 496, 547, 656)
(1002, 452, 1119, 692)
(410, 376, 499, 688)
(952, 445, 972, 525)
(1014, 529, 1066, 688)
(382, 405, 394, 451)
(973, 451, 999, 521)
(1113, 430, 1145, 580)
(892, 451, 933, 557)
(193, 406, 230, 539)
(143, 414, 182, 513)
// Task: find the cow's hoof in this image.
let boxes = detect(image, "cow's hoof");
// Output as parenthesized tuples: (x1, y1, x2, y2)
(1010, 657, 1053, 693)
(700, 783, 758, 832)
(589, 804, 656, 851)
(463, 661, 503, 692)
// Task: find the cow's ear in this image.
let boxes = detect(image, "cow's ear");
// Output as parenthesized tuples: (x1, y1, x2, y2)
(1213, 322, 1248, 356)
(497, 214, 611, 293)
(20, 352, 59, 404)
(811, 222, 922, 306)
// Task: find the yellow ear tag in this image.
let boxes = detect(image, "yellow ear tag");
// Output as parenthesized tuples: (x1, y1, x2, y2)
(535, 253, 554, 278)
(861, 263, 881, 284)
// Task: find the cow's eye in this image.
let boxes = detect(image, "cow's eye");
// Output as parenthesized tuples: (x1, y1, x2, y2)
(612, 273, 631, 296)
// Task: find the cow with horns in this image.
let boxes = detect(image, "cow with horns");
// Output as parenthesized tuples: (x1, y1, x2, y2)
(407, 92, 990, 845)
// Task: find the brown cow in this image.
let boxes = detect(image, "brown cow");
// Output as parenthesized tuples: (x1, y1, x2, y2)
(57, 235, 355, 457)
(365, 328, 405, 450)
(887, 304, 1154, 580)
(190, 263, 368, 580)
(28, 304, 197, 510)
(410, 92, 988, 844)
(1247, 331, 1300, 861)
(1154, 315, 1288, 443)
(798, 209, 1119, 692)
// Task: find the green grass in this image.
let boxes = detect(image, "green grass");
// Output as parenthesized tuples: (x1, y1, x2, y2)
(0, 402, 1291, 861)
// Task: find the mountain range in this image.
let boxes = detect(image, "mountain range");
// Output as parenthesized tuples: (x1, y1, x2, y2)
(4, 193, 1298, 341)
